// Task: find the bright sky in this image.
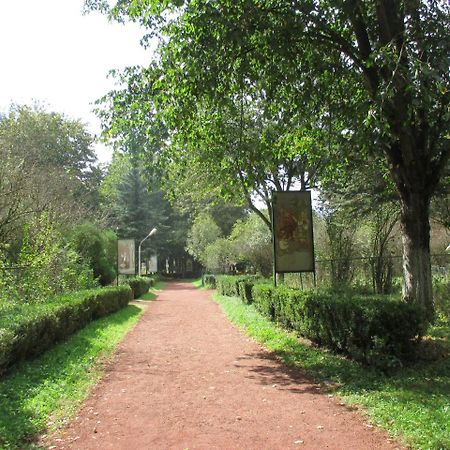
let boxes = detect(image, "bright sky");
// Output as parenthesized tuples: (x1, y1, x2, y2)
(0, 0, 152, 163)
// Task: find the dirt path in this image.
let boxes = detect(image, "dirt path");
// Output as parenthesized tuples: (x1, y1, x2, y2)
(48, 282, 402, 450)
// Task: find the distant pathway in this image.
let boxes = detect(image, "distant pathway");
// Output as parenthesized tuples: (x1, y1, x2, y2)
(48, 281, 402, 450)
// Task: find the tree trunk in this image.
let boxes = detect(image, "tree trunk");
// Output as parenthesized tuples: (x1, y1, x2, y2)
(399, 192, 434, 323)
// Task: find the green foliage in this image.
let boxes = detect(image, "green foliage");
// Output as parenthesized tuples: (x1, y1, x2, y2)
(228, 214, 272, 276)
(0, 104, 100, 245)
(434, 275, 450, 322)
(71, 222, 117, 286)
(123, 276, 153, 299)
(185, 213, 222, 266)
(216, 275, 261, 301)
(237, 278, 261, 305)
(202, 274, 217, 289)
(249, 284, 424, 365)
(15, 214, 94, 301)
(0, 285, 132, 375)
(0, 304, 142, 450)
(90, 0, 450, 319)
(100, 150, 190, 266)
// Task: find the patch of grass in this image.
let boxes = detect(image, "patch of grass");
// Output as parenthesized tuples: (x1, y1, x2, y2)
(138, 280, 166, 301)
(212, 293, 450, 450)
(192, 278, 203, 289)
(0, 305, 143, 449)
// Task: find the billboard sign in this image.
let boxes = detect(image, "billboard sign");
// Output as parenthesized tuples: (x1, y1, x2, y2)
(148, 254, 158, 273)
(272, 191, 315, 273)
(118, 239, 136, 275)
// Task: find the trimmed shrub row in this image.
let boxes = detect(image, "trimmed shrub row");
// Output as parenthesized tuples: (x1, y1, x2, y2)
(202, 274, 217, 289)
(251, 284, 424, 364)
(211, 275, 424, 364)
(0, 285, 132, 374)
(216, 275, 261, 300)
(123, 276, 154, 299)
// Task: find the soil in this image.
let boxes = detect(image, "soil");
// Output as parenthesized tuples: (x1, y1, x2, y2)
(46, 281, 403, 450)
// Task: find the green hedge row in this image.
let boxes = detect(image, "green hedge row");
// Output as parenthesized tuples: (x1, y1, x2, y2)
(251, 284, 424, 364)
(216, 275, 261, 300)
(123, 276, 153, 299)
(202, 274, 217, 289)
(0, 285, 132, 375)
(212, 275, 424, 364)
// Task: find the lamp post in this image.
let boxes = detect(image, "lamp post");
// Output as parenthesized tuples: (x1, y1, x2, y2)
(138, 228, 157, 276)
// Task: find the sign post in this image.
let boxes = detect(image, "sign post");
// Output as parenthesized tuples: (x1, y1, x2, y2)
(118, 239, 136, 276)
(272, 191, 315, 285)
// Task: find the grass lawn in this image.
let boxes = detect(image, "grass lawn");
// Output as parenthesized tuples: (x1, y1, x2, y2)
(0, 304, 144, 450)
(212, 292, 450, 450)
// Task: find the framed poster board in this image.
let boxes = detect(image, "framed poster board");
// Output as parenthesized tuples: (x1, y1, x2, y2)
(148, 254, 158, 273)
(272, 191, 315, 273)
(118, 239, 136, 275)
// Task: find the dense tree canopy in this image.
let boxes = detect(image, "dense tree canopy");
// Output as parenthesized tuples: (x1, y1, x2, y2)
(0, 104, 101, 249)
(87, 0, 449, 320)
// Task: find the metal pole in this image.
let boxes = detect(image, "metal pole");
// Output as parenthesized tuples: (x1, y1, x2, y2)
(138, 243, 142, 277)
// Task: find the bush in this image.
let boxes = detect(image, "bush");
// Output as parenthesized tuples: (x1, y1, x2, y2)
(0, 285, 132, 374)
(434, 275, 450, 321)
(71, 222, 117, 286)
(250, 284, 424, 364)
(202, 274, 217, 289)
(14, 214, 95, 302)
(216, 275, 260, 299)
(123, 276, 153, 299)
(237, 279, 256, 304)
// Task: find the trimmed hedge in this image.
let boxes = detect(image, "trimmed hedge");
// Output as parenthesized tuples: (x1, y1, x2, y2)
(123, 276, 153, 299)
(202, 274, 217, 289)
(0, 285, 132, 374)
(251, 284, 424, 364)
(216, 275, 261, 301)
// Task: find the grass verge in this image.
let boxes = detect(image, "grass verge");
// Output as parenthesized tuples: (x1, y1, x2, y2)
(212, 293, 450, 450)
(138, 280, 166, 301)
(0, 304, 143, 449)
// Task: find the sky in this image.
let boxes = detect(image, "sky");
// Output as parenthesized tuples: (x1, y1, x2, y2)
(0, 0, 153, 163)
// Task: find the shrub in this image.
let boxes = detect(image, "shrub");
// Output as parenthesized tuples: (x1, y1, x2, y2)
(237, 280, 255, 304)
(434, 275, 450, 321)
(250, 284, 424, 364)
(123, 276, 153, 299)
(0, 285, 132, 374)
(216, 275, 260, 299)
(71, 222, 117, 286)
(202, 274, 217, 289)
(251, 284, 276, 319)
(16, 214, 95, 302)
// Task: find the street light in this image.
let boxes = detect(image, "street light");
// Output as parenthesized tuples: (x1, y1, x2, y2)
(138, 228, 157, 276)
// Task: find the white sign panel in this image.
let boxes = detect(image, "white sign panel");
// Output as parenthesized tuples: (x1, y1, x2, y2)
(118, 239, 135, 275)
(148, 254, 158, 273)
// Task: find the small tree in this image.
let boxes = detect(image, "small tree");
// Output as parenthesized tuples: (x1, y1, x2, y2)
(229, 214, 273, 277)
(185, 213, 222, 268)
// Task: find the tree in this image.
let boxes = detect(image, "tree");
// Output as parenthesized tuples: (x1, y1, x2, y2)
(94, 62, 325, 230)
(100, 148, 191, 268)
(229, 213, 273, 276)
(185, 213, 222, 267)
(0, 104, 101, 249)
(86, 0, 449, 321)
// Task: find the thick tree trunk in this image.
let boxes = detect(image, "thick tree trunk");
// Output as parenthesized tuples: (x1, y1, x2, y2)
(399, 192, 434, 323)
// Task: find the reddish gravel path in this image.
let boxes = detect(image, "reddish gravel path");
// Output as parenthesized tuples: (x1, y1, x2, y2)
(48, 282, 402, 450)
